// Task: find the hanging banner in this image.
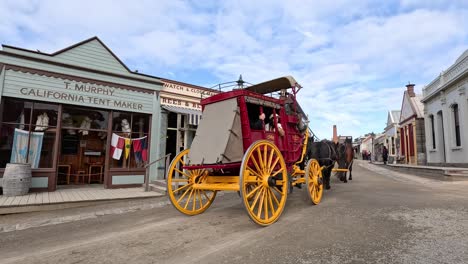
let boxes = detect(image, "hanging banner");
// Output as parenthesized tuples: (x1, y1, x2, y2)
(10, 129, 44, 168)
(124, 138, 131, 160)
(132, 136, 148, 162)
(110, 134, 147, 162)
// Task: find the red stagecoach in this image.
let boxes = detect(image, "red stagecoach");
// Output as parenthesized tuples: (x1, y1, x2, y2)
(166, 76, 323, 226)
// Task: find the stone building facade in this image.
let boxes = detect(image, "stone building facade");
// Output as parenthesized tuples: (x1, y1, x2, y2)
(422, 50, 468, 166)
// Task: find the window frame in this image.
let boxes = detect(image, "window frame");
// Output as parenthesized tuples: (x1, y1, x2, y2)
(109, 110, 151, 171)
(429, 114, 436, 150)
(452, 104, 461, 147)
(0, 97, 59, 169)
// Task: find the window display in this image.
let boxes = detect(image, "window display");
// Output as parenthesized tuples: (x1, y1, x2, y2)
(110, 111, 150, 169)
(0, 98, 57, 168)
(62, 105, 108, 131)
(10, 128, 44, 168)
(0, 96, 152, 187)
(34, 113, 49, 131)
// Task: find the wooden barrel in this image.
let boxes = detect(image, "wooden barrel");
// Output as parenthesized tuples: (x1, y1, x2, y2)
(2, 163, 32, 197)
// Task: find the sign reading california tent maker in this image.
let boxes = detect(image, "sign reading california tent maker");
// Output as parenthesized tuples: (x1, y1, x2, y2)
(4, 69, 153, 113)
(19, 81, 143, 111)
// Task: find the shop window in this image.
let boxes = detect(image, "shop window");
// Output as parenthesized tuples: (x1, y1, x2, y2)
(59, 129, 107, 183)
(400, 128, 405, 155)
(0, 98, 58, 168)
(59, 106, 108, 183)
(1, 99, 32, 124)
(62, 105, 108, 131)
(452, 104, 461, 147)
(39, 131, 56, 168)
(0, 124, 28, 168)
(112, 112, 132, 132)
(110, 111, 150, 169)
(430, 115, 436, 149)
(132, 113, 150, 137)
(408, 125, 415, 156)
(167, 112, 177, 129)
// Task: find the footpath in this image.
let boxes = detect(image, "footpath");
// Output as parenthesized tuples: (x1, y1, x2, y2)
(0, 196, 170, 233)
(0, 181, 167, 215)
(0, 187, 164, 215)
(357, 160, 468, 186)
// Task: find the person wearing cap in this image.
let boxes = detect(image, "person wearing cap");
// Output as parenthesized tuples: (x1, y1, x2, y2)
(266, 113, 285, 136)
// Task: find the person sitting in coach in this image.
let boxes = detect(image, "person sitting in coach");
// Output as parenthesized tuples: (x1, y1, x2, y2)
(265, 113, 285, 136)
(251, 112, 265, 130)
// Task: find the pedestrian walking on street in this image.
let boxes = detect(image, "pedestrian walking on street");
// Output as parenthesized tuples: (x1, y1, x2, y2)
(382, 146, 388, 165)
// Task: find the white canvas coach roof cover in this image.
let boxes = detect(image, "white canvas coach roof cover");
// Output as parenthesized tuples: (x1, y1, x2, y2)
(187, 98, 243, 164)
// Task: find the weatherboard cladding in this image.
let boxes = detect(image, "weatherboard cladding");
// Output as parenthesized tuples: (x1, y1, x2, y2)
(53, 39, 128, 74)
(3, 69, 154, 113)
(391, 110, 401, 124)
(0, 53, 162, 91)
(1, 37, 163, 88)
(3, 64, 154, 94)
(400, 92, 424, 124)
(411, 95, 424, 118)
(400, 92, 414, 123)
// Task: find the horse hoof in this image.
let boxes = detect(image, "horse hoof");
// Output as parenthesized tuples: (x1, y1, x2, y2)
(344, 180, 347, 183)
(325, 185, 331, 190)
(349, 178, 352, 181)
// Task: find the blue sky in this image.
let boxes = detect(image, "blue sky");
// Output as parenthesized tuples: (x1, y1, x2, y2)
(1, 0, 467, 139)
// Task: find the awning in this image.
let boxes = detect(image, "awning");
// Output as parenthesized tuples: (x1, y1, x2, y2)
(162, 105, 202, 126)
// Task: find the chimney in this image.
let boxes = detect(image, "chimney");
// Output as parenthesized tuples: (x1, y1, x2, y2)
(333, 125, 338, 144)
(406, 83, 416, 97)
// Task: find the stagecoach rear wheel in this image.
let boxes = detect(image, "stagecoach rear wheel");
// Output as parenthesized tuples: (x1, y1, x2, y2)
(240, 140, 288, 226)
(305, 159, 323, 205)
(166, 149, 217, 216)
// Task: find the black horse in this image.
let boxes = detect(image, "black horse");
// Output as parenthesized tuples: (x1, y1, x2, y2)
(335, 138, 354, 183)
(307, 139, 338, 190)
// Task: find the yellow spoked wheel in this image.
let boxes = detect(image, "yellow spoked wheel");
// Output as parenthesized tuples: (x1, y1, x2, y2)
(305, 159, 323, 205)
(167, 149, 217, 216)
(240, 140, 288, 226)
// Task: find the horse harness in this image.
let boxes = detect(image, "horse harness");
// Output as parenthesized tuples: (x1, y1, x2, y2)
(313, 141, 338, 170)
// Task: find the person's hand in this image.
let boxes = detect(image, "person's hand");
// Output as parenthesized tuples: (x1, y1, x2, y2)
(259, 113, 265, 120)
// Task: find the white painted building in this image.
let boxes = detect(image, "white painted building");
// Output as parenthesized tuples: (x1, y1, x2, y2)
(383, 110, 400, 163)
(373, 133, 385, 162)
(422, 49, 468, 166)
(360, 134, 374, 159)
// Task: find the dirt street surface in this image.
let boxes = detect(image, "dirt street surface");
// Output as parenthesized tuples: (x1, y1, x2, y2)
(1, 160, 468, 264)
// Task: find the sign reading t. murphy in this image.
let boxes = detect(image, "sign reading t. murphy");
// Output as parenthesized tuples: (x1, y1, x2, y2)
(4, 68, 154, 113)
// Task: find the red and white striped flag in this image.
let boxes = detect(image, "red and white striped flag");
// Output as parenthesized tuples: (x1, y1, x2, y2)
(110, 133, 125, 160)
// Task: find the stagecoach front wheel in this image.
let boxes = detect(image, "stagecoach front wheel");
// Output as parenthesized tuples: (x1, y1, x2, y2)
(166, 149, 217, 216)
(305, 159, 323, 205)
(240, 140, 288, 226)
